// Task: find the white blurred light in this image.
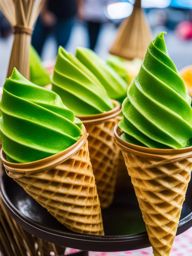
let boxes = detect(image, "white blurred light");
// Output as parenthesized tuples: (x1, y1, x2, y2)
(106, 0, 171, 20)
(106, 2, 133, 20)
(142, 0, 171, 8)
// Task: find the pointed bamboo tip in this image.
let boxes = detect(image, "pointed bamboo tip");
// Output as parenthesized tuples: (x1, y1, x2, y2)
(109, 6, 152, 60)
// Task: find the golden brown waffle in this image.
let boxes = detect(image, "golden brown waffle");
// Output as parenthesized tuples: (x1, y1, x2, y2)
(115, 127, 192, 256)
(85, 119, 119, 208)
(1, 132, 104, 235)
(79, 101, 121, 208)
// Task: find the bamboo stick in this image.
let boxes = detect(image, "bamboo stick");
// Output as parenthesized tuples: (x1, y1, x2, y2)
(0, 0, 43, 78)
(109, 0, 152, 60)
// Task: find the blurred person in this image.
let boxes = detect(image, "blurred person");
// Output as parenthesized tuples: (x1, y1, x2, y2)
(32, 0, 78, 56)
(78, 0, 109, 50)
(147, 9, 167, 31)
(0, 11, 11, 39)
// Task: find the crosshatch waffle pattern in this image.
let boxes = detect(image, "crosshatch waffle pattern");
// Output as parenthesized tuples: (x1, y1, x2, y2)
(122, 150, 192, 256)
(3, 140, 104, 235)
(85, 118, 120, 209)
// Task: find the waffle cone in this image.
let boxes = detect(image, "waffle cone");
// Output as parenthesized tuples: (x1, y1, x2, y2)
(78, 101, 121, 208)
(1, 129, 104, 235)
(115, 127, 192, 256)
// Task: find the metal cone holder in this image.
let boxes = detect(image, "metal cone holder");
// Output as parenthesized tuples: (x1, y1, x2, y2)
(1, 165, 192, 255)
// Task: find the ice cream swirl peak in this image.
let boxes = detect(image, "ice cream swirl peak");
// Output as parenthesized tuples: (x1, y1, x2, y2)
(119, 32, 192, 149)
(52, 47, 113, 115)
(1, 68, 82, 163)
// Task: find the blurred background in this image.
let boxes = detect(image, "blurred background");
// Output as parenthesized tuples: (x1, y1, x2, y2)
(0, 0, 192, 85)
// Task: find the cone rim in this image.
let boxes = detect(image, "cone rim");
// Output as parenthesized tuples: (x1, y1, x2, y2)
(114, 125, 192, 155)
(78, 100, 121, 124)
(1, 125, 87, 169)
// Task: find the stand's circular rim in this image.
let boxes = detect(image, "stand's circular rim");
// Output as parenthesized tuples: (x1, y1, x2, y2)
(1, 179, 147, 241)
(1, 174, 192, 252)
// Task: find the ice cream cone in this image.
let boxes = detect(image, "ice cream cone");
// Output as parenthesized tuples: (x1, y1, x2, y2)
(1, 128, 104, 235)
(78, 101, 121, 208)
(79, 101, 121, 208)
(115, 126, 192, 256)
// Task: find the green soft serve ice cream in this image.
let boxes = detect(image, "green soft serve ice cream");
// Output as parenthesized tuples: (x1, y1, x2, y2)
(52, 47, 113, 115)
(106, 55, 131, 84)
(119, 33, 192, 149)
(30, 46, 51, 86)
(1, 68, 82, 163)
(75, 47, 127, 102)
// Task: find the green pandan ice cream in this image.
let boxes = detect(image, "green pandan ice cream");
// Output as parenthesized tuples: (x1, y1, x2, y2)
(106, 55, 131, 84)
(52, 47, 113, 115)
(1, 68, 82, 163)
(119, 33, 192, 149)
(75, 47, 127, 102)
(30, 46, 51, 86)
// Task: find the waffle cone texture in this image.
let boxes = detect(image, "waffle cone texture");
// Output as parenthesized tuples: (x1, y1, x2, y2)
(115, 127, 192, 256)
(78, 101, 121, 208)
(1, 130, 104, 235)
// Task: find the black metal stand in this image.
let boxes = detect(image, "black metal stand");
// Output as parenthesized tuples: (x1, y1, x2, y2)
(1, 172, 192, 254)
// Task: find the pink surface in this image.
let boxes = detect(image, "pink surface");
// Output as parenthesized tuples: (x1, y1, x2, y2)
(66, 228, 192, 255)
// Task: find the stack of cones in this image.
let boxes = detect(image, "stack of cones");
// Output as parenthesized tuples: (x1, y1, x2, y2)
(1, 129, 104, 235)
(109, 0, 152, 60)
(79, 101, 121, 208)
(115, 127, 192, 255)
